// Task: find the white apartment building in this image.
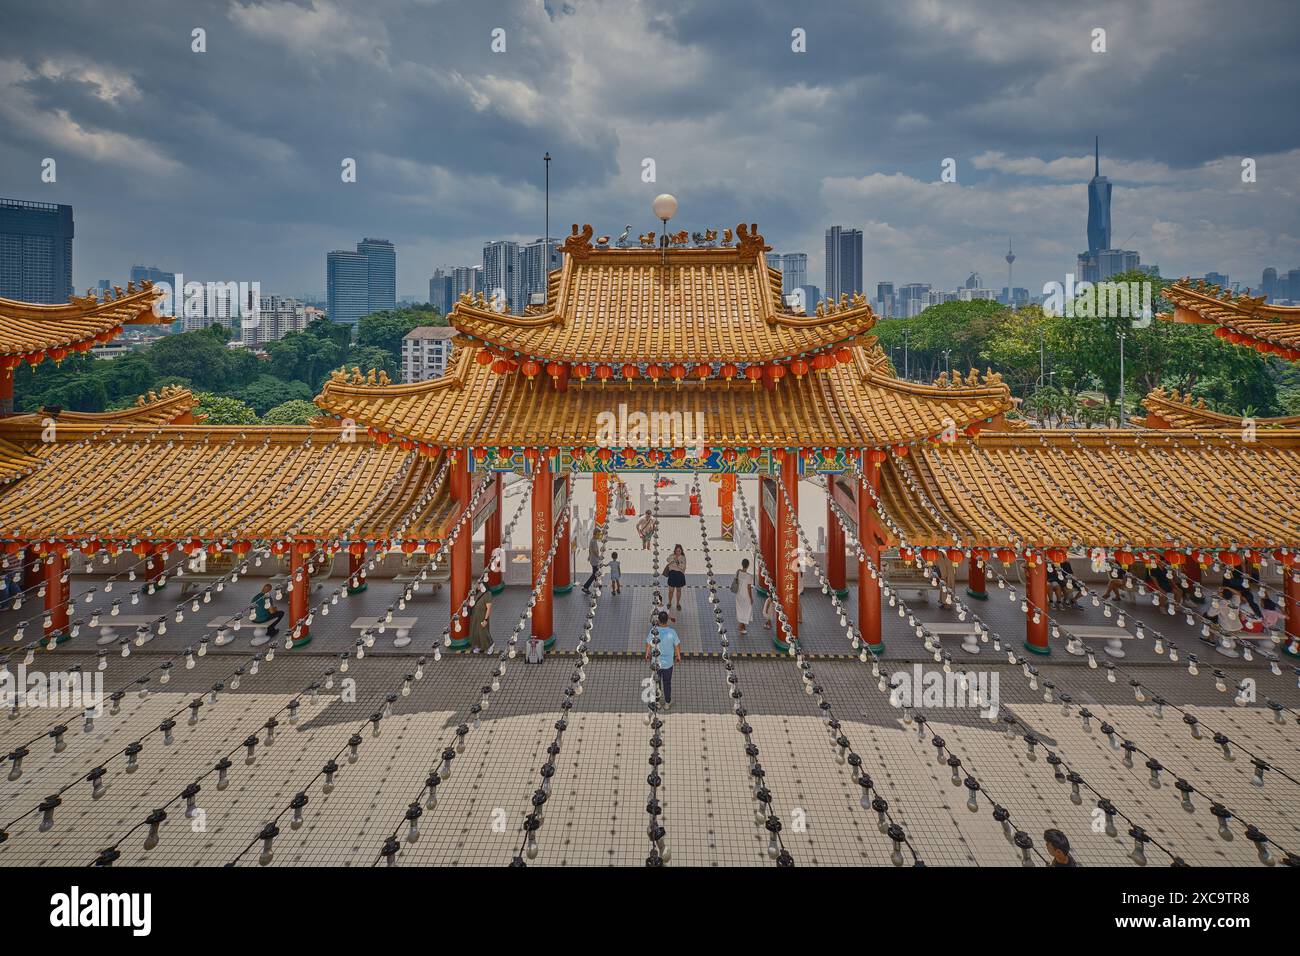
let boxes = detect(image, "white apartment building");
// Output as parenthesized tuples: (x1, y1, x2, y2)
(401, 326, 457, 382)
(241, 294, 311, 347)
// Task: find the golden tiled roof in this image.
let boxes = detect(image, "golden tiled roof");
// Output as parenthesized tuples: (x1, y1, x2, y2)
(0, 438, 43, 485)
(0, 282, 165, 359)
(451, 225, 876, 365)
(1162, 279, 1300, 359)
(1138, 387, 1300, 430)
(2, 386, 198, 428)
(879, 429, 1300, 549)
(316, 346, 1014, 449)
(0, 424, 456, 543)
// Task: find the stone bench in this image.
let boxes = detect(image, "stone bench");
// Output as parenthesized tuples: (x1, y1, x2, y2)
(922, 622, 981, 655)
(1064, 625, 1134, 658)
(352, 615, 418, 648)
(206, 614, 249, 646)
(395, 565, 449, 595)
(96, 614, 160, 647)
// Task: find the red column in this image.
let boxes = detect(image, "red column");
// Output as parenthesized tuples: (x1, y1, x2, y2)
(858, 463, 883, 650)
(289, 547, 311, 647)
(532, 456, 554, 646)
(486, 473, 503, 594)
(758, 476, 775, 597)
(1025, 556, 1050, 654)
(827, 497, 846, 598)
(449, 453, 472, 648)
(775, 454, 800, 650)
(594, 472, 610, 526)
(719, 473, 735, 541)
(553, 475, 572, 595)
(966, 556, 988, 600)
(0, 370, 12, 416)
(44, 551, 70, 643)
(1284, 570, 1300, 658)
(347, 547, 367, 594)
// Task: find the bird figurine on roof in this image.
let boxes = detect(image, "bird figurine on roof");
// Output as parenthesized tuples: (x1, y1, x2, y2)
(617, 225, 631, 247)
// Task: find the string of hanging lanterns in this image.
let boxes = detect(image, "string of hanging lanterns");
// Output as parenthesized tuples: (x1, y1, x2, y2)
(688, 469, 792, 865)
(733, 476, 925, 866)
(510, 509, 609, 865)
(642, 469, 670, 866)
(87, 664, 344, 865)
(842, 461, 1299, 866)
(371, 483, 567, 867)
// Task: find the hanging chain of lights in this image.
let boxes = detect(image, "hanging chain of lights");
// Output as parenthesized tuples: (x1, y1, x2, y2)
(734, 474, 924, 866)
(641, 468, 670, 866)
(689, 469, 792, 865)
(371, 473, 567, 867)
(850, 458, 1296, 866)
(510, 502, 609, 865)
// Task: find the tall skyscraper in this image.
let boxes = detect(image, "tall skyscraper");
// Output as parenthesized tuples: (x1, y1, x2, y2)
(875, 281, 895, 318)
(1086, 137, 1111, 254)
(824, 227, 863, 302)
(429, 269, 453, 314)
(520, 237, 560, 308)
(450, 265, 483, 301)
(243, 295, 309, 347)
(482, 240, 521, 313)
(357, 238, 396, 314)
(765, 253, 807, 295)
(327, 250, 370, 327)
(0, 197, 74, 304)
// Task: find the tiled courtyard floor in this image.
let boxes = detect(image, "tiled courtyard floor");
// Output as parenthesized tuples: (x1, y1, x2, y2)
(1, 476, 1296, 867)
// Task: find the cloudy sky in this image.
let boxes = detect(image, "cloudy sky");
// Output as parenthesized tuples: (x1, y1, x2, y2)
(2, 0, 1298, 300)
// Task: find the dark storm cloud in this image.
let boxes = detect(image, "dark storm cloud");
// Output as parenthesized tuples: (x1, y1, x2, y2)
(1, 0, 1297, 297)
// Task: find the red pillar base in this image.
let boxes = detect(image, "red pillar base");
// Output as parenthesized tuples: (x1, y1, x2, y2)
(1024, 557, 1050, 654)
(966, 557, 988, 600)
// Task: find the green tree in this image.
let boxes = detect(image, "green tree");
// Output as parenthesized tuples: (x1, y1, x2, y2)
(230, 375, 313, 414)
(357, 306, 444, 357)
(344, 344, 399, 381)
(874, 300, 1008, 381)
(262, 399, 321, 425)
(193, 392, 258, 425)
(148, 328, 233, 389)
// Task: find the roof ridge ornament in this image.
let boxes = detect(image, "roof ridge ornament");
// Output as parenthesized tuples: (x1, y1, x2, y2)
(561, 223, 595, 260)
(734, 222, 770, 257)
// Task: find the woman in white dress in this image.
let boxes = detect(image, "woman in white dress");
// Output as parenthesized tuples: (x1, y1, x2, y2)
(732, 557, 755, 636)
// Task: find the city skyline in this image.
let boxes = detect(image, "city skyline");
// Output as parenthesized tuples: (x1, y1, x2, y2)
(1, 1, 1297, 301)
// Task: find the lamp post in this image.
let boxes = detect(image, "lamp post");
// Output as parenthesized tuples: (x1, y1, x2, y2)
(543, 152, 551, 304)
(1117, 330, 1127, 428)
(652, 193, 677, 267)
(942, 348, 952, 376)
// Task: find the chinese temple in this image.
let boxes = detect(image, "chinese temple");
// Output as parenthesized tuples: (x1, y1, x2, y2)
(0, 228, 1297, 661)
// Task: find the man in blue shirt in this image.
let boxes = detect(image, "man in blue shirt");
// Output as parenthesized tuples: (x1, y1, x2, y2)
(645, 610, 682, 711)
(250, 584, 285, 636)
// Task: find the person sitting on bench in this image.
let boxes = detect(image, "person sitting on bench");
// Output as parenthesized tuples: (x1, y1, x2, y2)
(250, 584, 285, 636)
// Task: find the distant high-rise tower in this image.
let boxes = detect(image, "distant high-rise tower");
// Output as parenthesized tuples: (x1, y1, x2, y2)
(1086, 137, 1112, 254)
(357, 238, 396, 314)
(482, 240, 521, 313)
(824, 226, 863, 302)
(326, 250, 370, 327)
(0, 198, 74, 304)
(1005, 239, 1016, 308)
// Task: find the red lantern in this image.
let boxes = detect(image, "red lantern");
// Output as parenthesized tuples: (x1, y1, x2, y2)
(491, 358, 510, 375)
(866, 449, 888, 469)
(476, 349, 495, 366)
(347, 541, 365, 556)
(920, 547, 940, 563)
(945, 548, 965, 563)
(401, 540, 417, 554)
(812, 353, 834, 372)
(765, 363, 786, 383)
(1163, 548, 1182, 564)
(693, 363, 710, 381)
(473, 447, 489, 463)
(1219, 551, 1242, 566)
(669, 363, 686, 383)
(995, 547, 1016, 564)
(722, 448, 738, 463)
(646, 364, 664, 383)
(744, 365, 764, 386)
(399, 438, 415, 451)
(546, 362, 565, 382)
(573, 364, 591, 381)
(24, 352, 43, 369)
(1114, 549, 1135, 566)
(790, 358, 809, 379)
(595, 364, 613, 384)
(721, 363, 738, 381)
(1046, 547, 1068, 564)
(835, 347, 852, 364)
(621, 363, 638, 381)
(48, 346, 68, 366)
(424, 541, 440, 555)
(899, 547, 915, 562)
(892, 444, 910, 457)
(747, 447, 762, 460)
(972, 547, 990, 562)
(521, 360, 541, 381)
